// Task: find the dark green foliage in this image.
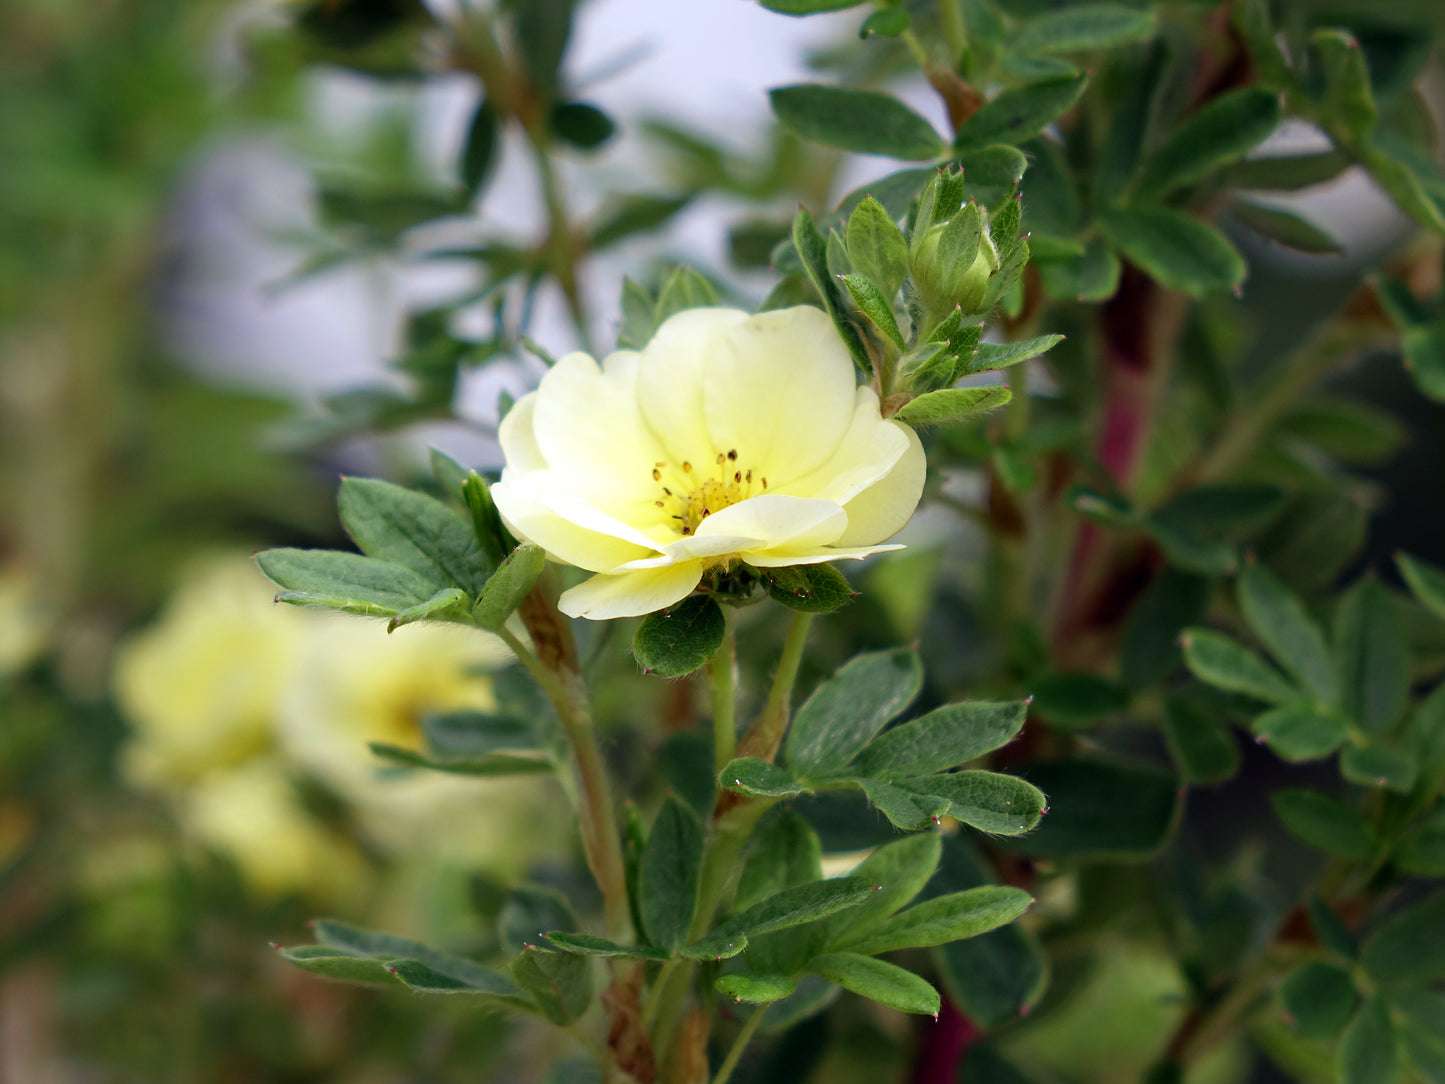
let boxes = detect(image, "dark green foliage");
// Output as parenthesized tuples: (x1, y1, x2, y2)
(632, 595, 726, 677)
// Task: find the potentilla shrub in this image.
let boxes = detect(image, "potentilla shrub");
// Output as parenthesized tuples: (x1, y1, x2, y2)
(254, 1, 1445, 1082)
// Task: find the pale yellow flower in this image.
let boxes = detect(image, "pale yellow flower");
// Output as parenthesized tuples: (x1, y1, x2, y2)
(181, 760, 364, 903)
(277, 620, 565, 876)
(491, 306, 926, 620)
(114, 555, 303, 786)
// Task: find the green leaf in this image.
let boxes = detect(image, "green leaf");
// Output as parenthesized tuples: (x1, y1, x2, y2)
(714, 878, 878, 941)
(462, 471, 511, 569)
(1122, 570, 1210, 687)
(760, 563, 856, 613)
(618, 277, 657, 350)
(592, 195, 690, 250)
(551, 101, 614, 150)
(955, 74, 1088, 150)
(1231, 150, 1351, 190)
(385, 957, 527, 1002)
(424, 711, 539, 758)
(1391, 990, 1445, 1080)
(808, 953, 939, 1016)
(892, 386, 1012, 427)
(1012, 5, 1155, 54)
(461, 100, 499, 193)
(1308, 895, 1356, 958)
(964, 334, 1064, 375)
(498, 886, 578, 957)
(368, 742, 552, 777)
(1336, 580, 1409, 734)
(852, 778, 952, 830)
(1235, 566, 1335, 705)
(510, 947, 592, 1025)
(1340, 745, 1417, 793)
(1230, 200, 1342, 254)
(1098, 207, 1245, 298)
(957, 145, 1030, 206)
(1314, 29, 1377, 143)
(999, 758, 1179, 858)
(279, 946, 398, 985)
(1180, 628, 1296, 704)
(1152, 485, 1288, 542)
(762, 0, 866, 12)
(770, 84, 944, 160)
(302, 921, 526, 1003)
(541, 933, 668, 961)
(257, 548, 435, 616)
(1232, 0, 1291, 88)
(1362, 892, 1445, 984)
(639, 795, 703, 949)
(1358, 145, 1445, 235)
(1029, 673, 1128, 728)
(846, 196, 909, 298)
(469, 542, 543, 629)
(1271, 788, 1377, 859)
(1338, 997, 1401, 1084)
(1279, 960, 1358, 1040)
(1039, 238, 1121, 303)
(792, 207, 873, 375)
(1253, 705, 1349, 762)
(1146, 516, 1238, 576)
(860, 9, 909, 38)
(654, 266, 718, 325)
(633, 594, 726, 677)
(785, 647, 922, 776)
(840, 886, 1031, 955)
(736, 810, 823, 913)
(841, 273, 906, 350)
(1394, 807, 1445, 875)
(1413, 685, 1445, 801)
(338, 476, 487, 594)
(1134, 88, 1283, 200)
(716, 974, 798, 1003)
(819, 834, 941, 945)
(1398, 553, 1445, 621)
(657, 732, 714, 820)
(931, 837, 1048, 1025)
(721, 757, 810, 799)
(856, 700, 1029, 777)
(915, 770, 1047, 835)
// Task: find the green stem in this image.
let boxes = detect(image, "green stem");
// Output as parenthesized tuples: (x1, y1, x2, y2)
(498, 626, 631, 942)
(709, 614, 737, 774)
(649, 798, 775, 1053)
(736, 611, 813, 762)
(938, 0, 967, 62)
(711, 1008, 766, 1084)
(899, 27, 931, 69)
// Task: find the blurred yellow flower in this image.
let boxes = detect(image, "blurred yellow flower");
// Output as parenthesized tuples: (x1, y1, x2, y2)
(490, 306, 926, 620)
(113, 555, 564, 897)
(278, 620, 563, 876)
(114, 556, 302, 787)
(0, 562, 53, 681)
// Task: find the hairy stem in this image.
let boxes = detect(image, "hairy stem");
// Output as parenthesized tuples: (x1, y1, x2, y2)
(709, 614, 737, 774)
(735, 611, 814, 762)
(710, 1008, 766, 1084)
(500, 614, 631, 943)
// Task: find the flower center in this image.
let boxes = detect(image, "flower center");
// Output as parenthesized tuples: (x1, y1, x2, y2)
(649, 449, 767, 536)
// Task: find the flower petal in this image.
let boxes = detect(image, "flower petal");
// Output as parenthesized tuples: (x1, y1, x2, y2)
(491, 479, 655, 573)
(836, 422, 926, 546)
(531, 349, 667, 518)
(697, 494, 847, 552)
(703, 307, 859, 486)
(557, 562, 706, 620)
(637, 308, 750, 468)
(744, 544, 904, 568)
(498, 390, 546, 475)
(783, 387, 909, 507)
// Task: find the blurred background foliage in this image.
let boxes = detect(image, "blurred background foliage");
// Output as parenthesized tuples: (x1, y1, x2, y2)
(4, 0, 1445, 1081)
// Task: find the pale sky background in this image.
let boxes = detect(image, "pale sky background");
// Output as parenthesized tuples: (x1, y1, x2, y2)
(160, 0, 1412, 470)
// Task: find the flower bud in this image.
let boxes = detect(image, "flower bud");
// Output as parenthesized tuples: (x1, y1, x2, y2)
(909, 200, 999, 315)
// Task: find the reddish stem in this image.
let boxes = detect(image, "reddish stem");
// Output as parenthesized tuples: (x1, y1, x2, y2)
(912, 999, 983, 1084)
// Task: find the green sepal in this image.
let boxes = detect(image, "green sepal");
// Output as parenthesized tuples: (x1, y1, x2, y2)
(473, 542, 546, 630)
(633, 594, 726, 677)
